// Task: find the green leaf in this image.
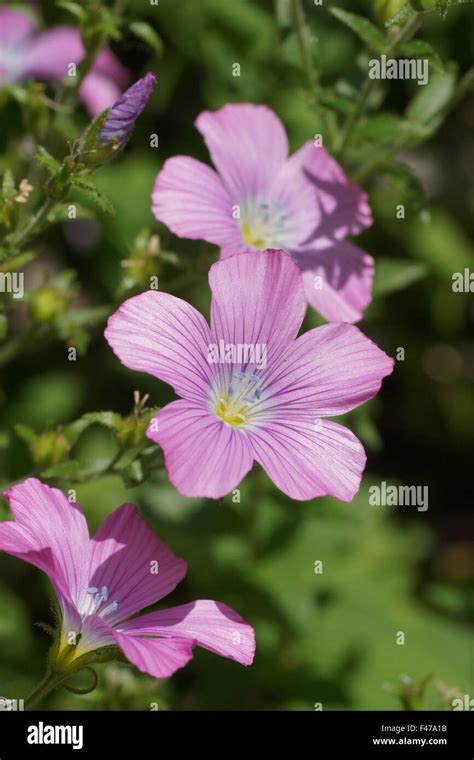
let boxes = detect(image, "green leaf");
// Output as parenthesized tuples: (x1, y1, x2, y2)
(373, 257, 429, 296)
(0, 251, 36, 273)
(382, 162, 427, 210)
(70, 178, 115, 216)
(397, 40, 444, 73)
(82, 411, 123, 431)
(80, 110, 109, 154)
(329, 8, 386, 54)
(406, 68, 457, 124)
(35, 146, 61, 176)
(130, 21, 163, 57)
(46, 202, 94, 225)
(353, 115, 429, 145)
(386, 0, 474, 27)
(14, 423, 37, 446)
(41, 460, 83, 480)
(57, 1, 86, 21)
(2, 170, 15, 196)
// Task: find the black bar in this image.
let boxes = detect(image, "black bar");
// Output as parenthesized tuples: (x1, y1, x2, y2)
(0, 710, 472, 756)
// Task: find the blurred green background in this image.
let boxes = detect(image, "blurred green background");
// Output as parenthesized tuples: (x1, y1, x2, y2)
(0, 0, 473, 710)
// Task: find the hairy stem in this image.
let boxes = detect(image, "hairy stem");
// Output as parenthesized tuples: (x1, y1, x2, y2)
(25, 670, 65, 710)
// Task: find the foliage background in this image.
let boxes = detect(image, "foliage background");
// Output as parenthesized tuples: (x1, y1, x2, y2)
(0, 0, 472, 710)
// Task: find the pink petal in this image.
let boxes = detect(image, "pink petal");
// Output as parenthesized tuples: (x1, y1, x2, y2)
(112, 631, 195, 678)
(209, 250, 306, 372)
(94, 48, 130, 88)
(281, 141, 372, 243)
(0, 8, 36, 47)
(79, 70, 123, 118)
(250, 419, 366, 501)
(266, 322, 394, 417)
(148, 400, 254, 499)
(105, 290, 214, 403)
(119, 600, 255, 666)
(0, 478, 89, 602)
(22, 27, 86, 81)
(195, 103, 288, 200)
(74, 614, 116, 656)
(22, 27, 128, 84)
(294, 241, 375, 323)
(152, 156, 245, 251)
(87, 504, 187, 624)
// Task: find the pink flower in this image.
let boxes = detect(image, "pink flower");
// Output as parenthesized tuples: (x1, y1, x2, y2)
(152, 103, 374, 323)
(105, 249, 393, 501)
(0, 7, 129, 117)
(0, 478, 255, 677)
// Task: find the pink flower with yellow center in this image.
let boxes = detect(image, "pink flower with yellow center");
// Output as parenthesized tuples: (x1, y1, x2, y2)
(152, 103, 374, 323)
(0, 478, 255, 678)
(105, 249, 393, 501)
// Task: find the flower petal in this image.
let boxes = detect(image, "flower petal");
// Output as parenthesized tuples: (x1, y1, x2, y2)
(119, 600, 255, 666)
(266, 322, 394, 417)
(105, 290, 214, 402)
(0, 8, 36, 48)
(209, 249, 306, 371)
(112, 631, 195, 678)
(0, 478, 89, 602)
(279, 141, 372, 244)
(86, 504, 187, 625)
(152, 156, 245, 251)
(22, 27, 127, 87)
(195, 103, 288, 200)
(250, 419, 366, 501)
(148, 400, 254, 499)
(79, 70, 123, 118)
(294, 241, 375, 323)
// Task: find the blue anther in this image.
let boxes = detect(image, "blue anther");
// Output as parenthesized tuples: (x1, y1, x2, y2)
(86, 587, 98, 594)
(228, 385, 234, 396)
(255, 388, 262, 399)
(102, 600, 120, 616)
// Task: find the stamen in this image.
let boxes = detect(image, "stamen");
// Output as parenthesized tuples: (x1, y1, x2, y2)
(102, 600, 120, 617)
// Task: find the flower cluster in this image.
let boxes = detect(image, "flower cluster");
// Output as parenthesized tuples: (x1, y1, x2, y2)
(0, 15, 396, 699)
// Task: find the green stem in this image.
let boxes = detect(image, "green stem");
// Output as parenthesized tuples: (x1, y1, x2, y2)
(336, 13, 423, 158)
(291, 0, 318, 91)
(25, 670, 65, 710)
(8, 197, 56, 248)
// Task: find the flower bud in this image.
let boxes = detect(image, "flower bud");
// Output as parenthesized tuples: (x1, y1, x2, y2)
(99, 72, 156, 146)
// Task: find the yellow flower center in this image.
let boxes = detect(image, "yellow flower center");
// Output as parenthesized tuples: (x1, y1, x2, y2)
(240, 201, 288, 250)
(214, 371, 263, 428)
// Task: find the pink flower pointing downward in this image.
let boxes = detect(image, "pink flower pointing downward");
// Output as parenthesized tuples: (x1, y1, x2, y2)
(0, 7, 129, 117)
(105, 249, 393, 501)
(0, 478, 255, 678)
(152, 103, 374, 323)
